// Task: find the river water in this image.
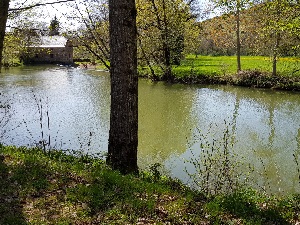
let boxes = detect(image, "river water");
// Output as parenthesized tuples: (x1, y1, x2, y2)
(1, 65, 300, 195)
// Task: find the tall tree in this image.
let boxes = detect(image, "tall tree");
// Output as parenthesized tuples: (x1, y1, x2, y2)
(0, 0, 10, 72)
(212, 0, 251, 72)
(49, 16, 60, 36)
(107, 0, 139, 174)
(69, 0, 110, 69)
(137, 0, 198, 80)
(260, 0, 299, 76)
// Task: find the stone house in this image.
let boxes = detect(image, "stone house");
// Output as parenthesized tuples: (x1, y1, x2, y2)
(25, 35, 73, 64)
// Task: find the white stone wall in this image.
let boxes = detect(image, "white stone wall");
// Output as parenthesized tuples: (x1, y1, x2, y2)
(27, 45, 73, 64)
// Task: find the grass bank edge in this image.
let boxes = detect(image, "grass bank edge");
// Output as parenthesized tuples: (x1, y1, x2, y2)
(138, 55, 300, 91)
(0, 144, 299, 224)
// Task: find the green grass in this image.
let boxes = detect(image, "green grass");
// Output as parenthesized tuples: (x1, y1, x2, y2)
(0, 145, 300, 224)
(173, 55, 300, 77)
(76, 55, 300, 90)
(137, 55, 300, 90)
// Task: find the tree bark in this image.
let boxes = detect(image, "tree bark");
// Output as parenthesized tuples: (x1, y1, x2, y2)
(161, 0, 172, 80)
(272, 0, 281, 77)
(149, 0, 173, 81)
(107, 0, 138, 174)
(272, 32, 280, 76)
(236, 4, 241, 72)
(0, 0, 9, 72)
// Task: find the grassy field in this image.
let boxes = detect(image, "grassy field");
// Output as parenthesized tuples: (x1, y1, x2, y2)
(0, 145, 299, 224)
(137, 55, 300, 90)
(59, 55, 300, 78)
(173, 55, 300, 77)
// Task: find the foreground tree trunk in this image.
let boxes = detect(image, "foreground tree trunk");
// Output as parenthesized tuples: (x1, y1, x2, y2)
(107, 0, 138, 174)
(0, 0, 9, 72)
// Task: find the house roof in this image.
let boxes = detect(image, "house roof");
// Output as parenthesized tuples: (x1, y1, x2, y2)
(29, 36, 68, 48)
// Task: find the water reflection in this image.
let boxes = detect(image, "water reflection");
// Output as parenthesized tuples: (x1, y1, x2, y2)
(138, 81, 196, 167)
(171, 86, 300, 194)
(0, 66, 110, 151)
(0, 66, 300, 194)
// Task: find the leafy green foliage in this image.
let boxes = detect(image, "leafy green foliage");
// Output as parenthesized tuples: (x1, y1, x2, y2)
(186, 121, 256, 197)
(199, 3, 300, 58)
(137, 0, 200, 79)
(205, 189, 298, 224)
(145, 55, 300, 90)
(0, 145, 299, 224)
(2, 33, 24, 67)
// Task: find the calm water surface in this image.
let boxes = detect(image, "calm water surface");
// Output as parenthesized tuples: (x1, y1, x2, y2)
(1, 65, 300, 195)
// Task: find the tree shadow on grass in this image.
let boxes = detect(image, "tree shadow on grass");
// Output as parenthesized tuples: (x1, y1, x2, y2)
(0, 147, 157, 224)
(66, 169, 159, 222)
(0, 154, 27, 225)
(1, 146, 295, 224)
(221, 190, 292, 225)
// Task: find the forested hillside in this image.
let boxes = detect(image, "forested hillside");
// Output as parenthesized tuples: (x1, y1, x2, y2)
(198, 3, 300, 57)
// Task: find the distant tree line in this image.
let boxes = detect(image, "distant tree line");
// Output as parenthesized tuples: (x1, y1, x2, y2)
(1, 0, 299, 75)
(198, 3, 300, 58)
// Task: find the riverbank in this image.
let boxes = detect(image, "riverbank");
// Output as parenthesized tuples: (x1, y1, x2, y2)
(8, 55, 300, 91)
(138, 55, 300, 91)
(0, 145, 299, 224)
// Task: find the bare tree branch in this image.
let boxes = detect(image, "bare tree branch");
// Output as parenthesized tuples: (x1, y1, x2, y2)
(8, 0, 75, 12)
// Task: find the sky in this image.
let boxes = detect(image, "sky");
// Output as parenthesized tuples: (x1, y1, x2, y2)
(7, 0, 216, 31)
(8, 0, 81, 31)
